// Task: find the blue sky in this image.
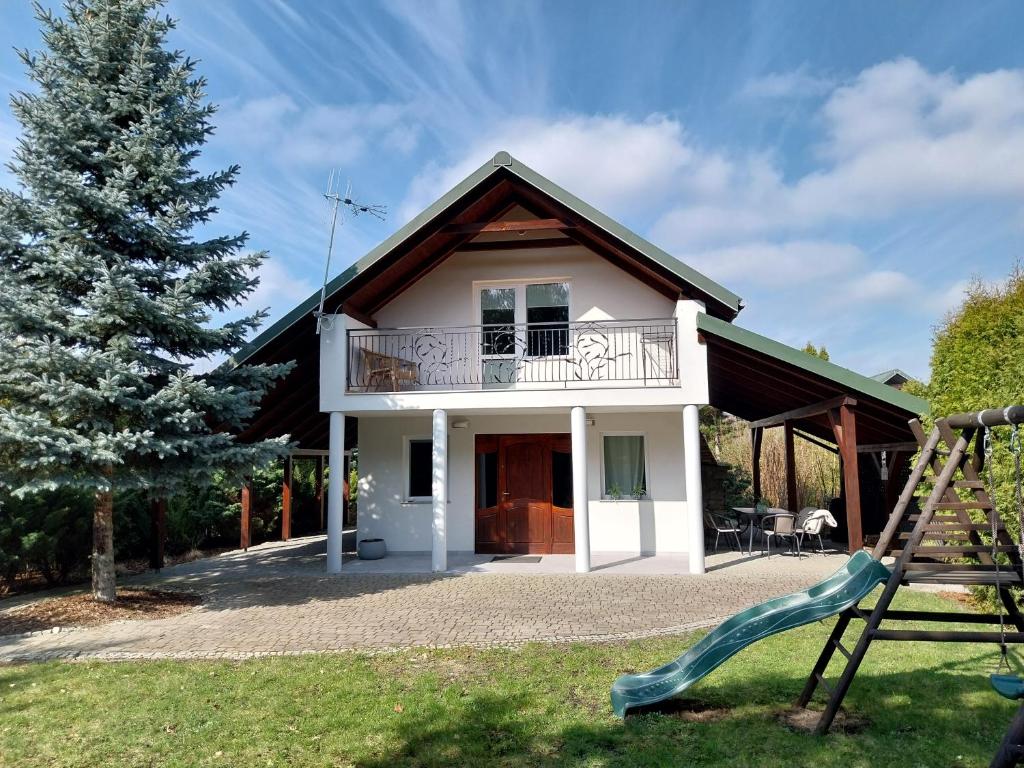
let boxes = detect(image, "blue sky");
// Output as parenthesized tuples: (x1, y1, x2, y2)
(2, 1, 1024, 379)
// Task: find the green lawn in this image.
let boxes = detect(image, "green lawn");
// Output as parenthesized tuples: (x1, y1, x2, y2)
(0, 589, 1019, 767)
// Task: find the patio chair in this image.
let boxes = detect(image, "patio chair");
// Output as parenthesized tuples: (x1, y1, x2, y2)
(797, 508, 836, 554)
(703, 509, 743, 552)
(361, 349, 419, 392)
(761, 513, 801, 557)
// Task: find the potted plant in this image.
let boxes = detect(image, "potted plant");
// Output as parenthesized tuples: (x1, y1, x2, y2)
(631, 484, 646, 500)
(608, 484, 622, 501)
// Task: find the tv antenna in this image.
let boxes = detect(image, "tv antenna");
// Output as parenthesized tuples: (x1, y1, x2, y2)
(314, 170, 387, 333)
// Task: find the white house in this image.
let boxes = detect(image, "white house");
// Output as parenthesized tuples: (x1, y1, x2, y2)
(232, 152, 927, 575)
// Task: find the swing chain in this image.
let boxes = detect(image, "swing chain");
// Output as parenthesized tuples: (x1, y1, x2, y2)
(984, 427, 1013, 674)
(1012, 425, 1024, 571)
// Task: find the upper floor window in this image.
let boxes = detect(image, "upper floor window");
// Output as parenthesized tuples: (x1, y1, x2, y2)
(478, 281, 570, 359)
(481, 287, 516, 356)
(526, 282, 569, 356)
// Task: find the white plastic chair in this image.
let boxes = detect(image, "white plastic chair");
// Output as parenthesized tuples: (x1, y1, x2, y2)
(797, 509, 833, 554)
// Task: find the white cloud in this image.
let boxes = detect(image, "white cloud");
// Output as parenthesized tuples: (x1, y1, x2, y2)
(841, 270, 919, 304)
(683, 240, 864, 287)
(244, 256, 317, 316)
(399, 114, 696, 222)
(653, 59, 1024, 248)
(215, 95, 419, 169)
(740, 67, 835, 100)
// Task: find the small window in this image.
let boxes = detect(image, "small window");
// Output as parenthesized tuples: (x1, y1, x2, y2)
(476, 449, 498, 508)
(526, 282, 569, 357)
(407, 439, 432, 500)
(552, 449, 573, 508)
(481, 287, 516, 356)
(603, 435, 647, 498)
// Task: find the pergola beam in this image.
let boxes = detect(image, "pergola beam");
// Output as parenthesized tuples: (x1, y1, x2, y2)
(856, 441, 919, 453)
(748, 395, 857, 430)
(793, 428, 840, 454)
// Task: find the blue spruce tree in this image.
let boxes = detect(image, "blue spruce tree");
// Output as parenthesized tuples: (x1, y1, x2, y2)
(0, 0, 292, 600)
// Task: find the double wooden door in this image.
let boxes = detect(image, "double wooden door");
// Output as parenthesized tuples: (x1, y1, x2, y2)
(474, 434, 574, 554)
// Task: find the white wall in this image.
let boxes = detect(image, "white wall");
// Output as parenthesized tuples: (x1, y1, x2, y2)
(373, 244, 676, 329)
(320, 241, 712, 411)
(356, 410, 691, 554)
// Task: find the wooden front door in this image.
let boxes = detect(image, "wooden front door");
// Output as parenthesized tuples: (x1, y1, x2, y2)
(474, 434, 574, 554)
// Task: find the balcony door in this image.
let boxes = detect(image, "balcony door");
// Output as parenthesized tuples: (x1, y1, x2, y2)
(478, 282, 570, 386)
(474, 434, 574, 555)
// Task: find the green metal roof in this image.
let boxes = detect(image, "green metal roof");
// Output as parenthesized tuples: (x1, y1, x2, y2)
(871, 368, 914, 384)
(697, 313, 929, 415)
(231, 151, 742, 365)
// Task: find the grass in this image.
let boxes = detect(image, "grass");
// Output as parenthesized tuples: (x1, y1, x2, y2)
(0, 589, 1019, 767)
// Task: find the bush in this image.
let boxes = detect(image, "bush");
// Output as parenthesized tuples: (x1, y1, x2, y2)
(0, 488, 93, 589)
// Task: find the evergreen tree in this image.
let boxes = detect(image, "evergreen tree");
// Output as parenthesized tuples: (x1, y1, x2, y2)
(802, 342, 830, 361)
(0, 0, 292, 601)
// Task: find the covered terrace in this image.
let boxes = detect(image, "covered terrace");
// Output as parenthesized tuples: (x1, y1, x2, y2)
(697, 314, 929, 552)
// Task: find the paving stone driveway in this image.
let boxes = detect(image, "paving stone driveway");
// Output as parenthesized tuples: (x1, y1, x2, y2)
(0, 537, 848, 662)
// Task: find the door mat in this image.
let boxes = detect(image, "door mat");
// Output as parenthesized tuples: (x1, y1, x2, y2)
(490, 555, 543, 563)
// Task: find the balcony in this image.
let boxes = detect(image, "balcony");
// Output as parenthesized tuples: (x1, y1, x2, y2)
(346, 318, 678, 393)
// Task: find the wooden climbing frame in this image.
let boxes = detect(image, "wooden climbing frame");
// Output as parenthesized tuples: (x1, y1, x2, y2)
(796, 407, 1024, 746)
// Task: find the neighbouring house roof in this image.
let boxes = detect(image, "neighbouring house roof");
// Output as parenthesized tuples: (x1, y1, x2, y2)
(871, 368, 913, 387)
(697, 313, 928, 446)
(231, 151, 742, 367)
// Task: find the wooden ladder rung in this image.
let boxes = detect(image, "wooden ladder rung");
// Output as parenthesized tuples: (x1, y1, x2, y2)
(902, 571, 1023, 585)
(933, 501, 993, 511)
(953, 480, 985, 489)
(831, 638, 852, 661)
(814, 671, 835, 696)
(912, 545, 1019, 555)
(922, 523, 994, 532)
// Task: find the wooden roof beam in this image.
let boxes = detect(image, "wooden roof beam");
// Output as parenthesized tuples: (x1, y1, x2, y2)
(856, 441, 920, 453)
(443, 218, 573, 235)
(748, 395, 857, 430)
(456, 237, 577, 252)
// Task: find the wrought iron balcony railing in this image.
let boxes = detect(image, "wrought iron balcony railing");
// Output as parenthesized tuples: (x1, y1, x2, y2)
(346, 318, 678, 392)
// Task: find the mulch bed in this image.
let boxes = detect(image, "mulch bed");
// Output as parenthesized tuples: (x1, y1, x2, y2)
(0, 589, 201, 637)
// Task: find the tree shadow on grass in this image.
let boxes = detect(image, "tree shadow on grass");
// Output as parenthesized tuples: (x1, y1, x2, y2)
(352, 661, 1022, 768)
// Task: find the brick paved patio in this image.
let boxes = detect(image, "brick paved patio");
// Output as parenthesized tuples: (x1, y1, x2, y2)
(0, 536, 849, 662)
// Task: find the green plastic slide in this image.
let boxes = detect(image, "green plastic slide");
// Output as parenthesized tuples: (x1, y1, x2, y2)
(611, 550, 892, 717)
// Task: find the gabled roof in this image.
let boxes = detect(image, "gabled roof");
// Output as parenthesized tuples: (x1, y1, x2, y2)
(697, 314, 928, 417)
(232, 151, 742, 366)
(871, 368, 914, 386)
(698, 313, 927, 448)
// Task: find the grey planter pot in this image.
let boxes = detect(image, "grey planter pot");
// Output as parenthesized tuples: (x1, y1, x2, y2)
(357, 538, 387, 560)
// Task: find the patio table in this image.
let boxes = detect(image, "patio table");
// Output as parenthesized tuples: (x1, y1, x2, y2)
(733, 507, 790, 555)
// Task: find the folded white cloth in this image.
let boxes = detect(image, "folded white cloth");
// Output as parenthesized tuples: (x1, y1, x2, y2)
(807, 508, 838, 528)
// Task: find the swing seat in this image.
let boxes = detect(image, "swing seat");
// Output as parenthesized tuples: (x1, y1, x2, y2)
(991, 674, 1024, 700)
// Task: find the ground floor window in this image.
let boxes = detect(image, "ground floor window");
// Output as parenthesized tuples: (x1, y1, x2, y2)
(406, 438, 433, 500)
(602, 434, 647, 498)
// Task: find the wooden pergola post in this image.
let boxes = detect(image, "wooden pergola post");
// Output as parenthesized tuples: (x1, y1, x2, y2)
(149, 498, 167, 571)
(837, 403, 863, 552)
(281, 455, 293, 541)
(751, 426, 763, 503)
(315, 455, 325, 532)
(784, 420, 798, 511)
(240, 478, 252, 551)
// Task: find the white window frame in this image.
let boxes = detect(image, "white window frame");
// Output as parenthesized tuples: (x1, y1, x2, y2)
(474, 278, 573, 358)
(600, 431, 651, 500)
(403, 436, 433, 502)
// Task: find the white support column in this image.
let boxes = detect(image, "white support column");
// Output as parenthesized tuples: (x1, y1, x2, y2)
(431, 409, 448, 573)
(327, 411, 345, 574)
(683, 404, 706, 574)
(571, 406, 591, 573)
